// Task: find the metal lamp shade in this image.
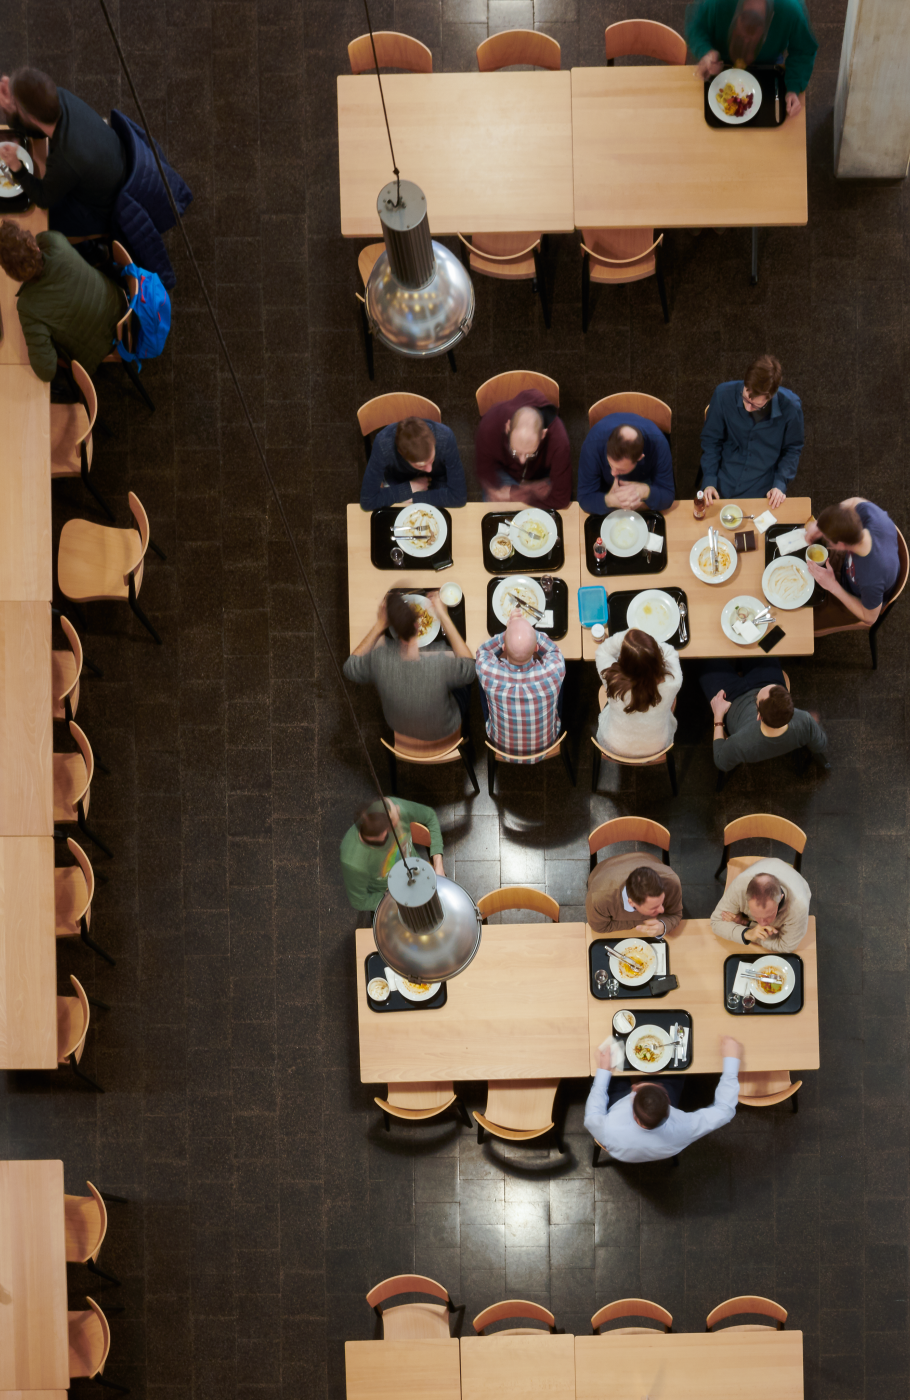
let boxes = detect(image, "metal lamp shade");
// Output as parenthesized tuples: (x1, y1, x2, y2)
(365, 179, 474, 359)
(373, 857, 482, 981)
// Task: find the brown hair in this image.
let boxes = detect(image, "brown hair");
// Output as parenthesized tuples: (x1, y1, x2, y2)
(0, 219, 43, 281)
(395, 418, 435, 465)
(606, 425, 644, 462)
(757, 684, 794, 728)
(746, 872, 783, 907)
(817, 503, 863, 546)
(10, 67, 61, 125)
(743, 354, 782, 399)
(386, 591, 419, 642)
(626, 866, 664, 905)
(633, 1084, 670, 1130)
(356, 801, 394, 842)
(602, 629, 672, 714)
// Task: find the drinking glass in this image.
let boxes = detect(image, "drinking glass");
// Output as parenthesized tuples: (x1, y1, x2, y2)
(726, 991, 741, 1010)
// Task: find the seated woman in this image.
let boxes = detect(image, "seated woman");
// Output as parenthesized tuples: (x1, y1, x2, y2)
(595, 627, 682, 757)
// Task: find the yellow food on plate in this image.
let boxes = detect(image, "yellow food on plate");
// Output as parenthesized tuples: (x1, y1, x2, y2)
(517, 519, 548, 548)
(410, 600, 435, 639)
(613, 942, 650, 979)
(758, 965, 785, 995)
(633, 1035, 663, 1064)
(403, 979, 431, 993)
(698, 542, 732, 575)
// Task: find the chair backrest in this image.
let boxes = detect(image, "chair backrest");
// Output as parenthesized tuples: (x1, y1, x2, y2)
(587, 392, 671, 434)
(127, 490, 152, 578)
(477, 29, 561, 71)
(592, 1297, 673, 1332)
(366, 1273, 450, 1310)
(476, 886, 560, 923)
(604, 20, 687, 64)
(60, 974, 91, 1062)
(706, 1295, 787, 1331)
(588, 818, 671, 861)
(473, 1299, 555, 1334)
(81, 1297, 112, 1377)
(882, 526, 909, 615)
(410, 821, 431, 849)
(69, 362, 98, 443)
(722, 813, 807, 861)
(476, 370, 560, 417)
(57, 615, 83, 706)
(110, 240, 136, 348)
(67, 721, 94, 805)
(66, 837, 95, 920)
(84, 1182, 108, 1257)
(348, 31, 432, 74)
(358, 392, 441, 440)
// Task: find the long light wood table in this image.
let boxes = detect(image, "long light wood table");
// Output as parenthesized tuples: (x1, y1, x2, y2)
(579, 496, 815, 661)
(345, 1339, 461, 1400)
(587, 917, 819, 1075)
(347, 502, 583, 659)
(0, 602, 54, 837)
(0, 838, 57, 1069)
(356, 923, 591, 1083)
(575, 1329, 804, 1400)
(0, 367, 52, 601)
(460, 1334, 575, 1400)
(0, 1161, 69, 1391)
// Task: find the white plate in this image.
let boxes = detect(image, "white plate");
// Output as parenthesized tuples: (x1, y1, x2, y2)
(721, 595, 769, 646)
(603, 510, 648, 558)
(492, 575, 546, 627)
(761, 555, 813, 610)
(625, 1022, 674, 1073)
(689, 533, 738, 585)
(626, 589, 680, 644)
(393, 503, 448, 559)
(509, 508, 557, 557)
(708, 69, 762, 126)
(395, 974, 442, 1002)
(749, 955, 795, 1005)
(388, 593, 440, 647)
(608, 938, 657, 988)
(0, 146, 34, 198)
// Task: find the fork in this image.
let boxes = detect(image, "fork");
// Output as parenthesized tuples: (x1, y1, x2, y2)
(677, 598, 688, 644)
(507, 593, 543, 620)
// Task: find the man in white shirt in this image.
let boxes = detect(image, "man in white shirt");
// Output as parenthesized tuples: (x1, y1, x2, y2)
(584, 1034, 743, 1164)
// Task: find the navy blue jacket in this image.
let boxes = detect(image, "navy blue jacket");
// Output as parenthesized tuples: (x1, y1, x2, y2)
(360, 421, 467, 511)
(110, 110, 193, 291)
(578, 412, 675, 514)
(700, 382, 804, 498)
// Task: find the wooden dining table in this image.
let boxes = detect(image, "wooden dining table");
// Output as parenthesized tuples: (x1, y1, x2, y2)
(460, 1334, 575, 1400)
(0, 133, 47, 367)
(0, 602, 54, 837)
(345, 1338, 461, 1400)
(0, 837, 57, 1069)
(0, 367, 52, 602)
(574, 1329, 804, 1400)
(0, 1160, 69, 1392)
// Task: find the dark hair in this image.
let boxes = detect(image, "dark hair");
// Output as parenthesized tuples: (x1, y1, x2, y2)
(602, 628, 672, 714)
(626, 866, 664, 905)
(746, 873, 783, 907)
(757, 684, 794, 728)
(10, 67, 61, 125)
(386, 591, 419, 642)
(633, 1084, 670, 1130)
(0, 219, 43, 281)
(356, 801, 394, 841)
(395, 418, 435, 465)
(743, 354, 782, 399)
(817, 503, 863, 546)
(606, 425, 644, 462)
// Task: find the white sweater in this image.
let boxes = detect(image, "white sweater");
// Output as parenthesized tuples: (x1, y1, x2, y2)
(594, 631, 683, 758)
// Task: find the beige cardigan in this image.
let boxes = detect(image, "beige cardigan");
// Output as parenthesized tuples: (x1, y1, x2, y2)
(710, 857, 811, 953)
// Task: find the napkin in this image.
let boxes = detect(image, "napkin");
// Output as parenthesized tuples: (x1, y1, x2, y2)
(646, 532, 664, 554)
(732, 961, 753, 996)
(598, 1035, 626, 1071)
(753, 510, 777, 534)
(383, 965, 402, 994)
(540, 609, 554, 628)
(673, 1025, 690, 1067)
(733, 618, 761, 643)
(774, 526, 809, 555)
(496, 522, 510, 536)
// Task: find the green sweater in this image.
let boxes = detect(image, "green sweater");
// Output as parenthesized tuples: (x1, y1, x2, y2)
(685, 0, 819, 93)
(340, 799, 444, 912)
(17, 230, 124, 381)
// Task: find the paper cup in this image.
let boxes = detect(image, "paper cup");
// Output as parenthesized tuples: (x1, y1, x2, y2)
(806, 544, 828, 565)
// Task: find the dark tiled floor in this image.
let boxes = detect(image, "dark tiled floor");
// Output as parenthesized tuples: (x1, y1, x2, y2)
(2, 0, 909, 1397)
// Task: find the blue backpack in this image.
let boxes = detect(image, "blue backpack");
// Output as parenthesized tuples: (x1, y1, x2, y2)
(115, 260, 171, 369)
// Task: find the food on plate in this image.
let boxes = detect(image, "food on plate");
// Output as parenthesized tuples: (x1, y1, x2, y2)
(0, 173, 17, 190)
(516, 518, 549, 550)
(641, 599, 669, 624)
(698, 541, 732, 575)
(402, 508, 440, 550)
(716, 81, 754, 118)
(612, 942, 650, 979)
(767, 561, 806, 602)
(633, 1034, 664, 1064)
(502, 584, 540, 620)
(757, 964, 785, 995)
(402, 979, 431, 994)
(408, 599, 436, 639)
(490, 534, 514, 560)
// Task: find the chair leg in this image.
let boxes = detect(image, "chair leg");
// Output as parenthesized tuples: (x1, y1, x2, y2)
(77, 809, 114, 859)
(81, 923, 117, 966)
(532, 247, 551, 330)
(592, 1140, 601, 1168)
(80, 459, 116, 522)
(560, 740, 576, 787)
(97, 1190, 129, 1203)
(359, 300, 375, 381)
(476, 1122, 485, 1144)
(581, 252, 591, 333)
(460, 744, 480, 796)
(791, 1090, 799, 1114)
(487, 749, 496, 797)
(591, 744, 601, 794)
(148, 538, 167, 561)
(87, 1256, 121, 1285)
(123, 358, 154, 411)
(455, 1097, 471, 1129)
(446, 349, 458, 373)
(128, 591, 162, 645)
(72, 1059, 104, 1092)
(666, 748, 678, 797)
(66, 600, 90, 631)
(95, 1375, 130, 1393)
(87, 995, 111, 1011)
(715, 767, 727, 793)
(386, 749, 398, 794)
(82, 654, 104, 678)
(655, 238, 670, 323)
(382, 1110, 391, 1132)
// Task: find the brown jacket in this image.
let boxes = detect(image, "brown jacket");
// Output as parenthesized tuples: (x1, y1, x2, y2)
(586, 851, 683, 935)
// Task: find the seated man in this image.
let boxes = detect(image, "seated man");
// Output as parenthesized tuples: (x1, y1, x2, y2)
(807, 498, 901, 630)
(474, 388, 571, 507)
(584, 1034, 743, 1164)
(0, 68, 126, 235)
(711, 861, 811, 954)
(577, 413, 674, 516)
(687, 0, 818, 118)
(360, 416, 467, 511)
(700, 355, 804, 509)
(0, 220, 124, 382)
(701, 659, 828, 773)
(339, 798, 445, 912)
(586, 853, 683, 937)
(475, 614, 565, 761)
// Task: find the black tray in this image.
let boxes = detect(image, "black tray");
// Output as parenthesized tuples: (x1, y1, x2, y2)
(385, 585, 467, 643)
(370, 506, 454, 570)
(481, 509, 565, 574)
(486, 576, 568, 641)
(704, 65, 787, 130)
(614, 1008, 693, 1072)
(589, 937, 672, 999)
(723, 953, 804, 1015)
(584, 512, 667, 578)
(0, 132, 35, 214)
(764, 523, 825, 608)
(606, 586, 690, 650)
(364, 952, 448, 1013)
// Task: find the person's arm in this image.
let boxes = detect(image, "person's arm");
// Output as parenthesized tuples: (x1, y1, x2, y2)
(359, 431, 401, 510)
(782, 6, 819, 95)
(645, 431, 675, 511)
(426, 592, 473, 661)
(340, 842, 378, 913)
(685, 0, 720, 60)
(347, 597, 389, 659)
(536, 631, 567, 685)
(677, 1055, 741, 1146)
(400, 799, 444, 857)
(804, 713, 828, 756)
(422, 428, 467, 509)
(538, 419, 572, 508)
(577, 428, 609, 515)
(709, 877, 754, 944)
(17, 306, 58, 383)
(585, 876, 623, 934)
(772, 397, 805, 494)
(3, 146, 79, 211)
(699, 389, 726, 491)
(807, 559, 881, 625)
(708, 688, 742, 772)
(594, 632, 623, 676)
(659, 872, 684, 935)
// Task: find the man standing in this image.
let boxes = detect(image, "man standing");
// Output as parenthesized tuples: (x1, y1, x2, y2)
(474, 388, 571, 507)
(586, 854, 683, 937)
(686, 0, 818, 118)
(360, 417, 467, 511)
(339, 798, 445, 912)
(475, 614, 565, 761)
(702, 660, 828, 773)
(577, 414, 675, 515)
(711, 861, 811, 953)
(807, 498, 901, 631)
(700, 355, 804, 508)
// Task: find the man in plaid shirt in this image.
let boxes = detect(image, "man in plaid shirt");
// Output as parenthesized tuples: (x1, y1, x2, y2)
(475, 615, 566, 762)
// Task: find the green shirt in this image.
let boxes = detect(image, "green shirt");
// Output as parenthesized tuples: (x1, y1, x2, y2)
(685, 0, 819, 93)
(339, 799, 444, 912)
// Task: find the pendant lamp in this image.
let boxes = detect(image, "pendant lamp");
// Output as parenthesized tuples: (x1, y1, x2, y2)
(373, 853, 482, 982)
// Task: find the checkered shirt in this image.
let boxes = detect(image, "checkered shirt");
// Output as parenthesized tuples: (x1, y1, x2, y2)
(475, 631, 566, 763)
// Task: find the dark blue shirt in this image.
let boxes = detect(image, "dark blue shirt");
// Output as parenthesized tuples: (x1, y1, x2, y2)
(577, 413, 675, 515)
(359, 420, 467, 511)
(841, 501, 900, 610)
(701, 381, 804, 498)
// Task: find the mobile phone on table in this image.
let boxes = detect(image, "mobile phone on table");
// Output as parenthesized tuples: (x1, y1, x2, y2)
(758, 625, 786, 653)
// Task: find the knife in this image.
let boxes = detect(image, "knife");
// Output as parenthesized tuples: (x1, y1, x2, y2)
(775, 74, 780, 125)
(709, 527, 718, 575)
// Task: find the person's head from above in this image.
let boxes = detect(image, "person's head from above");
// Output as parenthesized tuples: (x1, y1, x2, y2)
(631, 1083, 671, 1131)
(602, 627, 671, 714)
(502, 612, 537, 666)
(394, 418, 436, 474)
(7, 68, 61, 131)
(816, 503, 863, 552)
(356, 799, 401, 845)
(0, 219, 43, 282)
(504, 405, 546, 466)
(729, 0, 771, 63)
(385, 591, 419, 644)
(741, 353, 782, 413)
(626, 865, 666, 918)
(755, 683, 794, 729)
(745, 871, 784, 926)
(606, 425, 645, 478)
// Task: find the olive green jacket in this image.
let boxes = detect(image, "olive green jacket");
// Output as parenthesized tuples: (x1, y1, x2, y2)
(16, 231, 124, 382)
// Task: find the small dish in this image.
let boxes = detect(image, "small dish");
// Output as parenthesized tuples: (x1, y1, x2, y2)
(719, 504, 744, 529)
(490, 533, 514, 561)
(367, 977, 390, 1002)
(439, 581, 463, 606)
(613, 1009, 636, 1035)
(806, 543, 828, 566)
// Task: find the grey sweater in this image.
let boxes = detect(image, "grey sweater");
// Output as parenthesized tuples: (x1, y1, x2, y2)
(343, 640, 475, 741)
(713, 688, 828, 773)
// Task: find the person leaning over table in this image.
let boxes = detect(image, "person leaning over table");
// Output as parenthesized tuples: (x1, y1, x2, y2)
(700, 658, 829, 773)
(474, 388, 571, 508)
(475, 613, 566, 761)
(359, 416, 467, 512)
(700, 355, 804, 510)
(339, 798, 445, 913)
(710, 861, 811, 954)
(586, 853, 683, 938)
(805, 498, 901, 632)
(686, 0, 818, 119)
(584, 1034, 744, 1164)
(595, 627, 682, 759)
(577, 414, 675, 517)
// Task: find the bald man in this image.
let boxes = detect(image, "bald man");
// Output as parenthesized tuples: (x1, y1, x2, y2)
(475, 387, 571, 507)
(475, 613, 566, 761)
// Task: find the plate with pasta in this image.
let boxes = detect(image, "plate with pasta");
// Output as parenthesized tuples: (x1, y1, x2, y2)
(509, 508, 558, 557)
(393, 503, 448, 559)
(625, 1023, 674, 1073)
(708, 70, 762, 125)
(389, 593, 440, 647)
(492, 574, 546, 626)
(761, 556, 813, 610)
(749, 955, 796, 1005)
(689, 533, 738, 585)
(608, 938, 657, 988)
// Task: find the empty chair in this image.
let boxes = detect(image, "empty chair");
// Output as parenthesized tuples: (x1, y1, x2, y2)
(51, 361, 114, 521)
(473, 1300, 556, 1335)
(64, 1181, 119, 1283)
(588, 817, 671, 875)
(713, 814, 807, 884)
(68, 1297, 128, 1391)
(348, 31, 432, 73)
(55, 837, 114, 964)
(459, 233, 551, 329)
(58, 974, 102, 1091)
(706, 1295, 787, 1331)
(366, 1274, 462, 1339)
(581, 228, 668, 330)
(474, 1080, 563, 1152)
(57, 490, 162, 645)
(53, 613, 84, 722)
(103, 239, 154, 412)
(356, 244, 457, 378)
(381, 730, 479, 797)
(738, 1070, 802, 1112)
(476, 887, 559, 923)
(476, 370, 560, 418)
(814, 525, 908, 669)
(592, 687, 677, 796)
(486, 730, 575, 796)
(476, 29, 561, 71)
(604, 19, 688, 65)
(591, 1298, 673, 1334)
(357, 391, 441, 465)
(374, 1083, 471, 1132)
(54, 720, 113, 859)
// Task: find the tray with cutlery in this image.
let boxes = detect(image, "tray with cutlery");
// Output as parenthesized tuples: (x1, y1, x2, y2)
(723, 953, 804, 1015)
(703, 64, 788, 130)
(486, 576, 568, 641)
(385, 586, 467, 643)
(764, 524, 826, 608)
(605, 587, 690, 649)
(613, 1008, 693, 1072)
(584, 512, 668, 577)
(369, 506, 453, 570)
(589, 937, 673, 999)
(364, 953, 448, 1012)
(480, 509, 565, 574)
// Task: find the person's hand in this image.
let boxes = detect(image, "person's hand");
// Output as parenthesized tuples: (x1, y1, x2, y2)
(720, 911, 749, 925)
(807, 559, 836, 590)
(0, 141, 21, 172)
(425, 589, 446, 619)
(767, 488, 786, 509)
(748, 926, 778, 946)
(609, 480, 647, 509)
(696, 50, 724, 80)
(703, 486, 719, 505)
(0, 76, 15, 118)
(785, 91, 802, 117)
(432, 853, 445, 877)
(710, 689, 731, 720)
(720, 1035, 744, 1060)
(636, 919, 665, 937)
(409, 476, 429, 494)
(804, 520, 821, 543)
(485, 483, 513, 502)
(597, 1037, 622, 1071)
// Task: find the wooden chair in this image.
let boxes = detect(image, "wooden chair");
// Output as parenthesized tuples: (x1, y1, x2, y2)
(57, 490, 162, 645)
(486, 730, 575, 796)
(356, 244, 457, 378)
(381, 730, 480, 797)
(58, 974, 103, 1091)
(706, 1295, 787, 1331)
(55, 836, 115, 964)
(68, 1297, 128, 1390)
(348, 31, 432, 73)
(50, 361, 114, 521)
(103, 239, 154, 411)
(604, 19, 688, 65)
(410, 820, 431, 852)
(474, 1080, 563, 1153)
(591, 1298, 673, 1334)
(476, 370, 560, 418)
(366, 1274, 463, 1339)
(476, 30, 561, 71)
(374, 1083, 471, 1132)
(581, 228, 668, 330)
(357, 392, 441, 465)
(588, 391, 671, 440)
(476, 887, 559, 923)
(54, 720, 113, 859)
(473, 1300, 556, 1335)
(592, 687, 677, 796)
(458, 233, 551, 329)
(713, 813, 807, 884)
(814, 526, 908, 669)
(53, 613, 84, 722)
(588, 817, 671, 874)
(64, 1181, 120, 1283)
(738, 1070, 802, 1112)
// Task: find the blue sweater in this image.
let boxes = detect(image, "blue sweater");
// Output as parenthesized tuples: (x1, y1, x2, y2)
(359, 421, 467, 511)
(701, 382, 804, 498)
(577, 413, 675, 515)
